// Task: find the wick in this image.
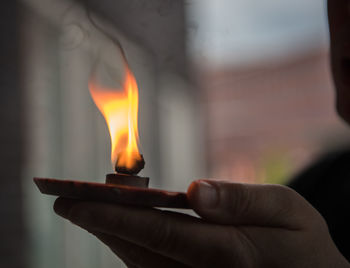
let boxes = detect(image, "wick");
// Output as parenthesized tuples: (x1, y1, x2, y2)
(115, 153, 145, 175)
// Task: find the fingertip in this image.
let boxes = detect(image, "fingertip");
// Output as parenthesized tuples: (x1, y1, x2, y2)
(187, 180, 199, 199)
(187, 179, 205, 206)
(187, 180, 219, 211)
(53, 197, 77, 218)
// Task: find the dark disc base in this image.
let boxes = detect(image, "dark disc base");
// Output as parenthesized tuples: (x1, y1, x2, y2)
(33, 177, 189, 209)
(105, 173, 149, 188)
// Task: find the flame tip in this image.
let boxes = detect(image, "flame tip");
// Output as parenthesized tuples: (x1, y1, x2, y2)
(89, 63, 142, 171)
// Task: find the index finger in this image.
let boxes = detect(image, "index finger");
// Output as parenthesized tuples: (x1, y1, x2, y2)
(54, 198, 246, 267)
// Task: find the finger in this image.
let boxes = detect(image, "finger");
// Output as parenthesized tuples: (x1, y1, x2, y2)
(187, 179, 323, 229)
(91, 231, 189, 268)
(124, 262, 137, 268)
(54, 197, 245, 267)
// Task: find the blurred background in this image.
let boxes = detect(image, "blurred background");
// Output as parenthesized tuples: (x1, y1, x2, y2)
(2, 0, 350, 267)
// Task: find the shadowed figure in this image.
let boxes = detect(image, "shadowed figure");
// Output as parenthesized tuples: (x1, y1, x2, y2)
(290, 148, 350, 262)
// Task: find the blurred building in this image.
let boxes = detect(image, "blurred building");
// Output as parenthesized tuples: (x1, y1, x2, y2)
(199, 48, 350, 184)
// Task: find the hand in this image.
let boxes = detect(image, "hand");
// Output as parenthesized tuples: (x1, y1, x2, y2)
(54, 180, 350, 267)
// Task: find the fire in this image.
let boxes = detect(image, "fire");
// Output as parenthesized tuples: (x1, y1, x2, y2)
(89, 63, 143, 172)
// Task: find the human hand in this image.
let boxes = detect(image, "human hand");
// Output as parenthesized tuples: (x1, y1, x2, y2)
(54, 180, 350, 267)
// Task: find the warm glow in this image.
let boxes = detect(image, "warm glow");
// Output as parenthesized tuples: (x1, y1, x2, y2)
(89, 63, 142, 170)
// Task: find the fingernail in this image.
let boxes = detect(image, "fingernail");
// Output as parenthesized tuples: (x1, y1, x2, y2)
(197, 181, 219, 209)
(53, 198, 76, 218)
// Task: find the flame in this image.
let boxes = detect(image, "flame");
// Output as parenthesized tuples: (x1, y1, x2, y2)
(89, 63, 142, 170)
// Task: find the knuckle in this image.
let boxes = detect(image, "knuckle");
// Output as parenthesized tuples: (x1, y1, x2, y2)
(269, 184, 299, 208)
(276, 184, 298, 198)
(268, 185, 324, 228)
(314, 213, 329, 230)
(275, 185, 299, 208)
(266, 185, 300, 223)
(276, 185, 310, 211)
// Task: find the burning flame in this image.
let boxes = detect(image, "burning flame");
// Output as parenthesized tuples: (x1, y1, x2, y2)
(89, 63, 142, 171)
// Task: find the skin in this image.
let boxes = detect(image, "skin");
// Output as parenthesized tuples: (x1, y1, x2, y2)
(54, 1, 350, 267)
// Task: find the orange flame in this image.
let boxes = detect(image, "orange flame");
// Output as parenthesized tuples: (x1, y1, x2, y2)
(89, 63, 142, 170)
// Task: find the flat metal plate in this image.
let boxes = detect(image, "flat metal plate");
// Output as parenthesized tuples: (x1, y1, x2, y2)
(34, 178, 189, 209)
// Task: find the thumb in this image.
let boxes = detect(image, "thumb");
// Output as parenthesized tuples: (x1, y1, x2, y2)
(187, 179, 320, 228)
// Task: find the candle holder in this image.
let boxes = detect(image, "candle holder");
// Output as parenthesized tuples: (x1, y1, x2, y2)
(34, 173, 189, 209)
